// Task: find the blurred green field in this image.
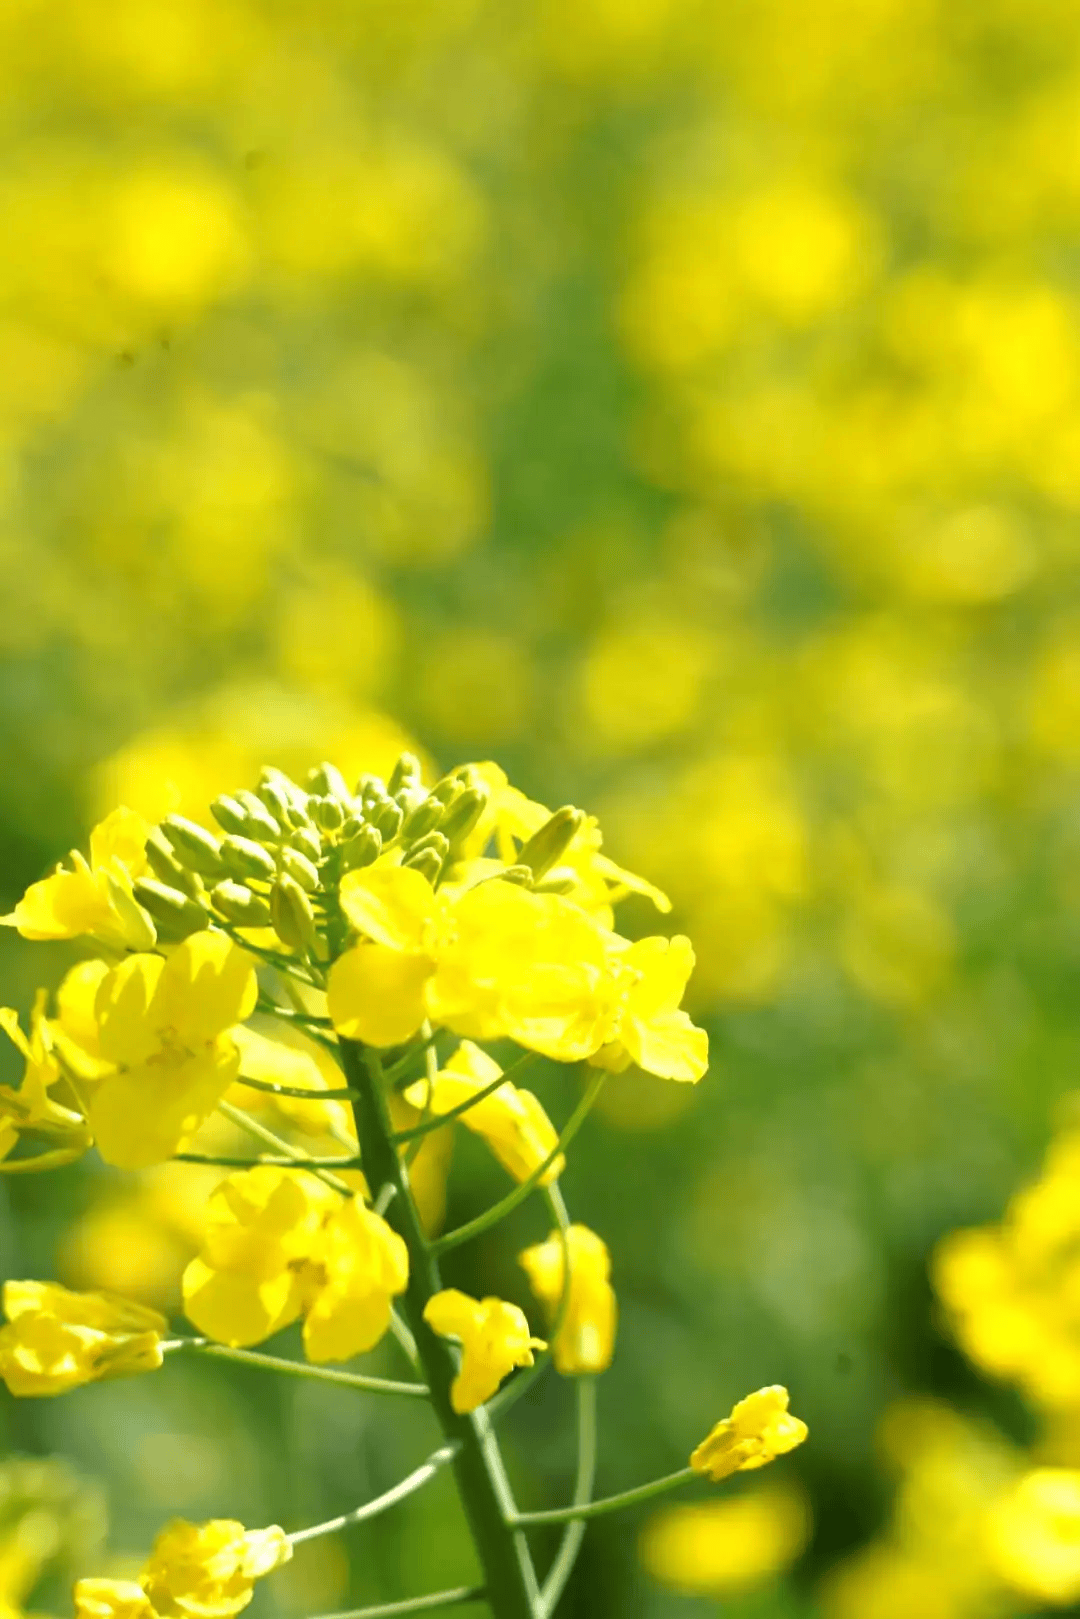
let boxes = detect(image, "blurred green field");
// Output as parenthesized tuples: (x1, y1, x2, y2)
(5, 0, 1080, 1614)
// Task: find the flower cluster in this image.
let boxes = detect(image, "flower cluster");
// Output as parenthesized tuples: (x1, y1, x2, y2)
(75, 1519, 291, 1619)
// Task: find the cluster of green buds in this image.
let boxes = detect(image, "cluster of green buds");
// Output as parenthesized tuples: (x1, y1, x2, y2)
(134, 754, 583, 956)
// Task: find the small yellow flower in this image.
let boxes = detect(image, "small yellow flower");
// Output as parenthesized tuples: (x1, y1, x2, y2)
(403, 1040, 564, 1184)
(0, 1280, 168, 1396)
(1, 807, 155, 951)
(592, 935, 709, 1084)
(690, 1387, 808, 1481)
(141, 1519, 291, 1619)
(85, 933, 257, 1169)
(327, 864, 449, 1046)
(302, 1196, 409, 1362)
(424, 1288, 545, 1412)
(519, 1224, 617, 1375)
(0, 994, 91, 1172)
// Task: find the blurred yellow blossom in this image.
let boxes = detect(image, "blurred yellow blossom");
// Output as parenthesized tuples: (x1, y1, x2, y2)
(519, 1223, 616, 1375)
(640, 1484, 810, 1595)
(76, 1518, 291, 1619)
(987, 1469, 1080, 1604)
(0, 1280, 167, 1397)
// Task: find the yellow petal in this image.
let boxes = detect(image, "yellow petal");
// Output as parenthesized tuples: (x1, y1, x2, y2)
(327, 943, 432, 1046)
(95, 955, 167, 1067)
(339, 864, 438, 951)
(155, 933, 258, 1047)
(424, 1288, 485, 1341)
(623, 1011, 709, 1084)
(303, 1286, 394, 1361)
(89, 1045, 239, 1169)
(182, 1257, 304, 1347)
(89, 807, 151, 876)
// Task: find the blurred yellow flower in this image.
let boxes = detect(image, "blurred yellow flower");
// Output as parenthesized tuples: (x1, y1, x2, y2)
(0, 1279, 167, 1396)
(519, 1224, 616, 1375)
(403, 1040, 564, 1185)
(690, 1387, 808, 1481)
(640, 1484, 810, 1595)
(0, 992, 91, 1171)
(988, 1469, 1080, 1604)
(423, 1288, 545, 1413)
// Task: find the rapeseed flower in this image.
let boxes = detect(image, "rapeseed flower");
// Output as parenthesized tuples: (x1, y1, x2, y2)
(987, 1469, 1080, 1604)
(424, 1288, 545, 1412)
(519, 1223, 616, 1374)
(75, 1519, 291, 1619)
(403, 1040, 564, 1184)
(1, 808, 155, 951)
(0, 994, 91, 1171)
(0, 1280, 168, 1396)
(593, 934, 709, 1083)
(690, 1387, 808, 1481)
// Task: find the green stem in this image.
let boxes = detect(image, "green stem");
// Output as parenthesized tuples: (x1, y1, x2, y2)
(173, 1152, 360, 1170)
(234, 1073, 358, 1101)
(162, 1338, 428, 1397)
(510, 1469, 696, 1527)
(310, 1590, 485, 1619)
(391, 1053, 538, 1145)
(217, 1100, 354, 1196)
(340, 1037, 541, 1619)
(538, 1379, 596, 1617)
(432, 1074, 605, 1257)
(289, 1442, 459, 1543)
(255, 1000, 332, 1027)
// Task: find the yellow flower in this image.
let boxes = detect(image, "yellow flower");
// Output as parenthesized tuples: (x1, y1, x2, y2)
(690, 1387, 808, 1481)
(302, 1196, 409, 1362)
(1, 807, 155, 951)
(181, 1167, 408, 1360)
(0, 1280, 168, 1396)
(592, 934, 709, 1083)
(229, 1021, 354, 1141)
(85, 933, 257, 1169)
(329, 865, 617, 1062)
(424, 1288, 545, 1412)
(519, 1224, 616, 1374)
(182, 1166, 337, 1347)
(141, 1519, 291, 1619)
(987, 1469, 1080, 1604)
(0, 993, 91, 1172)
(75, 1581, 155, 1619)
(640, 1485, 810, 1596)
(403, 1040, 564, 1184)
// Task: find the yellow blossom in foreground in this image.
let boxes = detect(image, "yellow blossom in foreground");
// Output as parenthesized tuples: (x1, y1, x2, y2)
(0, 994, 91, 1171)
(0, 1279, 168, 1396)
(592, 934, 709, 1083)
(182, 1167, 409, 1361)
(640, 1485, 810, 1595)
(75, 1519, 291, 1619)
(987, 1469, 1080, 1604)
(424, 1288, 545, 1412)
(1, 807, 155, 951)
(403, 1040, 564, 1184)
(690, 1387, 808, 1481)
(519, 1224, 616, 1374)
(84, 933, 257, 1169)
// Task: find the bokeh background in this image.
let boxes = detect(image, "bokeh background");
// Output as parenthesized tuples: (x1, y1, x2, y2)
(3, 0, 1080, 1614)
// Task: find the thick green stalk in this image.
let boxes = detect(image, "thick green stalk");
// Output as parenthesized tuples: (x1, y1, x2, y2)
(340, 1037, 540, 1619)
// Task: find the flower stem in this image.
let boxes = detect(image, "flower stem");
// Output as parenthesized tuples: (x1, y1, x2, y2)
(510, 1468, 696, 1527)
(390, 1053, 538, 1145)
(310, 1590, 485, 1618)
(289, 1442, 459, 1544)
(339, 1037, 541, 1619)
(162, 1338, 429, 1396)
(538, 1379, 596, 1617)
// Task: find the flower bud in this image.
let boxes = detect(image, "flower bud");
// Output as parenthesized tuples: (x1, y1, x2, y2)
(132, 879, 209, 940)
(369, 797, 404, 840)
(209, 795, 251, 837)
(517, 807, 584, 880)
(438, 786, 488, 843)
(145, 829, 202, 898)
(161, 816, 225, 878)
(535, 874, 577, 895)
(388, 752, 423, 794)
(401, 795, 443, 841)
(234, 791, 285, 841)
(312, 795, 345, 832)
(211, 882, 273, 926)
(271, 875, 318, 952)
(500, 864, 535, 887)
(402, 843, 446, 884)
(280, 848, 319, 892)
(307, 762, 352, 804)
(289, 825, 323, 863)
(341, 825, 382, 872)
(354, 772, 381, 800)
(256, 777, 296, 830)
(220, 836, 278, 883)
(429, 777, 462, 806)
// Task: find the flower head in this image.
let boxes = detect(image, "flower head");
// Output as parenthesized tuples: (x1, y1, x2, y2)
(141, 1520, 291, 1619)
(519, 1224, 617, 1374)
(0, 1280, 168, 1396)
(690, 1387, 808, 1481)
(1, 808, 155, 951)
(403, 1041, 563, 1184)
(424, 1288, 545, 1412)
(592, 935, 709, 1084)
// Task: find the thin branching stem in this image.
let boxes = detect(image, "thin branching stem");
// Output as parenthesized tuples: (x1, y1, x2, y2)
(510, 1468, 696, 1527)
(233, 1073, 359, 1102)
(308, 1589, 485, 1618)
(538, 1378, 597, 1616)
(390, 1052, 539, 1145)
(161, 1338, 428, 1397)
(288, 1443, 460, 1544)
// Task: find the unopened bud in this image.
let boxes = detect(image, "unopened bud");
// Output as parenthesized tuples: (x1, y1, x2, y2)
(133, 879, 209, 939)
(354, 773, 382, 800)
(145, 829, 202, 898)
(401, 795, 443, 841)
(428, 776, 463, 807)
(438, 786, 488, 843)
(234, 791, 285, 841)
(388, 752, 423, 795)
(271, 874, 318, 952)
(220, 835, 278, 883)
(517, 807, 584, 880)
(500, 864, 535, 887)
(162, 816, 225, 877)
(307, 762, 352, 804)
(402, 844, 444, 885)
(289, 825, 323, 863)
(209, 796, 251, 837)
(341, 825, 382, 872)
(369, 797, 404, 841)
(535, 874, 577, 895)
(211, 881, 272, 927)
(313, 795, 345, 832)
(256, 777, 296, 829)
(280, 847, 319, 891)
